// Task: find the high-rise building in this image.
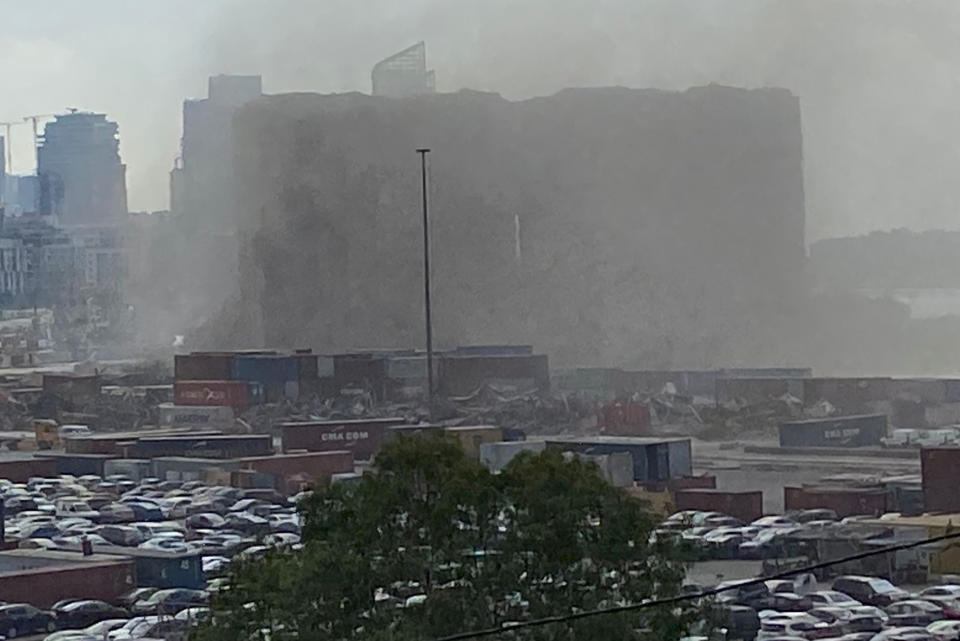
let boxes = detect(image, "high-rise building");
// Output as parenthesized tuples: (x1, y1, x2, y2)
(371, 42, 436, 98)
(170, 74, 262, 228)
(37, 112, 127, 227)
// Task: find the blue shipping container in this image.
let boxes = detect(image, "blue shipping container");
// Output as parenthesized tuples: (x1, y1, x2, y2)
(232, 355, 298, 384)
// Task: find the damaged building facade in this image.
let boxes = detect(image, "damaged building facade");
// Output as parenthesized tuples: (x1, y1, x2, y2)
(214, 85, 806, 367)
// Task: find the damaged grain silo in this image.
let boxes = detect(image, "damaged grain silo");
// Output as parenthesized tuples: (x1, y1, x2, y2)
(218, 85, 806, 368)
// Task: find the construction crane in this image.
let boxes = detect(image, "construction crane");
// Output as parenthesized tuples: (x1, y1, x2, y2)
(0, 121, 20, 173)
(23, 113, 58, 169)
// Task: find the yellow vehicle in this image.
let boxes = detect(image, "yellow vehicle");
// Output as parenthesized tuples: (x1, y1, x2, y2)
(34, 419, 59, 450)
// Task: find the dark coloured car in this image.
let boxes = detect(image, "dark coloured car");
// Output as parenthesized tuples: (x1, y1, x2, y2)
(720, 605, 760, 641)
(132, 589, 209, 615)
(53, 600, 127, 629)
(117, 587, 157, 609)
(97, 524, 144, 546)
(123, 501, 163, 522)
(0, 603, 56, 637)
(98, 503, 136, 525)
(833, 575, 910, 607)
(225, 513, 270, 536)
(715, 580, 772, 610)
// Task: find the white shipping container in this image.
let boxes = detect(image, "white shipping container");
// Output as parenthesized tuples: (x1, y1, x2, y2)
(158, 403, 235, 428)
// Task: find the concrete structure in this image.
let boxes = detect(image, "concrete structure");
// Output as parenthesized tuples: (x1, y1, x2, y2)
(37, 112, 127, 226)
(371, 42, 435, 98)
(171, 75, 262, 231)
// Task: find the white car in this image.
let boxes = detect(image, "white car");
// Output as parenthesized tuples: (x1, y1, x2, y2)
(756, 612, 830, 640)
(752, 516, 800, 529)
(929, 619, 960, 641)
(806, 590, 861, 608)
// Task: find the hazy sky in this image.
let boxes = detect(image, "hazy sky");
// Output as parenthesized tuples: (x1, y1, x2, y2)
(2, 0, 958, 240)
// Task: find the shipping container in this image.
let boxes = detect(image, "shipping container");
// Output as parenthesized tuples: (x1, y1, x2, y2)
(151, 457, 231, 482)
(0, 457, 58, 482)
(173, 380, 261, 410)
(64, 429, 223, 456)
(174, 353, 235, 381)
(236, 450, 354, 480)
(802, 378, 892, 412)
(546, 436, 692, 483)
(438, 354, 549, 396)
(0, 550, 134, 606)
(295, 352, 319, 382)
(157, 403, 235, 429)
(232, 355, 298, 384)
(778, 414, 887, 448)
(131, 435, 273, 459)
(598, 401, 651, 436)
(280, 418, 406, 460)
(715, 377, 804, 405)
(944, 380, 960, 403)
(445, 426, 503, 459)
(641, 475, 718, 493)
(673, 489, 764, 523)
(317, 356, 334, 378)
(453, 345, 534, 356)
(565, 451, 634, 487)
(34, 453, 114, 477)
(480, 441, 546, 472)
(784, 486, 887, 517)
(921, 447, 960, 513)
(42, 374, 102, 405)
(98, 547, 204, 589)
(891, 378, 948, 404)
(103, 459, 151, 482)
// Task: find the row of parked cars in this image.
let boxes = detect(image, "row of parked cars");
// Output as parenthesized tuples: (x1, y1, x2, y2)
(665, 511, 960, 640)
(657, 508, 844, 560)
(0, 473, 312, 640)
(3, 473, 304, 559)
(0, 588, 210, 640)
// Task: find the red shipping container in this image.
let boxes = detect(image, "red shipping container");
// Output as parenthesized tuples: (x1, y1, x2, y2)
(597, 401, 651, 436)
(674, 489, 764, 523)
(784, 486, 886, 517)
(238, 450, 354, 479)
(921, 447, 960, 513)
(174, 381, 250, 409)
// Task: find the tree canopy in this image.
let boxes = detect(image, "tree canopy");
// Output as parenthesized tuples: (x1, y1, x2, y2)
(193, 434, 701, 641)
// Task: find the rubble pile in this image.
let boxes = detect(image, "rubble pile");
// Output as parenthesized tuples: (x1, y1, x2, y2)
(446, 385, 594, 435)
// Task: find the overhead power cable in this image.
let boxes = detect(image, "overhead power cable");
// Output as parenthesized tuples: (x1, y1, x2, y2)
(432, 528, 960, 641)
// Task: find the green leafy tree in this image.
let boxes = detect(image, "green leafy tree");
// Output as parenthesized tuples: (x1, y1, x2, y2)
(194, 434, 701, 641)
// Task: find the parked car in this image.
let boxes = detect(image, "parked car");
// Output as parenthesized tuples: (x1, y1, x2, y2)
(54, 600, 127, 629)
(806, 590, 862, 608)
(715, 580, 772, 610)
(885, 599, 943, 627)
(97, 525, 144, 547)
(117, 588, 156, 610)
(929, 619, 960, 641)
(98, 504, 136, 525)
(131, 589, 209, 615)
(186, 513, 226, 530)
(0, 603, 57, 637)
(112, 616, 187, 640)
(755, 612, 836, 640)
(833, 575, 910, 607)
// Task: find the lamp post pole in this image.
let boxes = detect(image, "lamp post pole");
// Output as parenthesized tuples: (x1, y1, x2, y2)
(417, 148, 434, 418)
